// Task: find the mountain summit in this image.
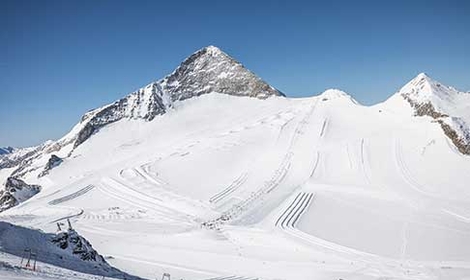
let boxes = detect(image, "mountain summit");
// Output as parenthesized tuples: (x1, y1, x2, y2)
(396, 73, 470, 155)
(398, 72, 462, 105)
(0, 46, 285, 177)
(69, 46, 284, 148)
(161, 45, 284, 100)
(1, 64, 470, 280)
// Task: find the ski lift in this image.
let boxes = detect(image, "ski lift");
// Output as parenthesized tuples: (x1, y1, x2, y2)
(23, 249, 37, 271)
(30, 252, 37, 271)
(67, 218, 73, 230)
(20, 248, 31, 265)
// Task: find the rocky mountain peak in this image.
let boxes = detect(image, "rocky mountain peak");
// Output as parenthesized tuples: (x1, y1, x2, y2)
(160, 45, 284, 100)
(0, 177, 41, 213)
(0, 147, 14, 156)
(59, 46, 284, 150)
(397, 73, 470, 155)
(398, 72, 459, 102)
(0, 46, 286, 178)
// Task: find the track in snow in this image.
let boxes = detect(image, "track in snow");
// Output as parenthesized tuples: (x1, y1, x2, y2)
(308, 151, 320, 179)
(134, 166, 169, 187)
(202, 102, 318, 228)
(203, 276, 259, 280)
(274, 192, 429, 279)
(99, 177, 195, 225)
(319, 118, 328, 138)
(80, 209, 145, 221)
(274, 192, 374, 256)
(394, 138, 438, 198)
(360, 138, 372, 185)
(118, 166, 212, 216)
(275, 192, 314, 229)
(209, 173, 249, 204)
(50, 209, 84, 223)
(48, 185, 95, 205)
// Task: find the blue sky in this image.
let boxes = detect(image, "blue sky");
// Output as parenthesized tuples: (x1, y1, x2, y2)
(1, 0, 469, 147)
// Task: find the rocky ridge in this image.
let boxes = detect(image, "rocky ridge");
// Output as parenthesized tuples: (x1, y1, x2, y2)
(398, 73, 470, 155)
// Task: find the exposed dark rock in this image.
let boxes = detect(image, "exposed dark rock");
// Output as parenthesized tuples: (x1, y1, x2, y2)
(0, 221, 143, 279)
(402, 95, 448, 119)
(402, 94, 469, 155)
(71, 46, 283, 149)
(74, 92, 167, 148)
(0, 147, 14, 156)
(0, 148, 39, 169)
(38, 155, 63, 178)
(0, 177, 41, 213)
(0, 46, 285, 177)
(51, 228, 105, 262)
(161, 46, 284, 101)
(438, 120, 470, 155)
(0, 192, 16, 213)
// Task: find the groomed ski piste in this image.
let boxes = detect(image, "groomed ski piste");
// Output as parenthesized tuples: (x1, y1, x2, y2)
(2, 84, 470, 280)
(0, 251, 124, 280)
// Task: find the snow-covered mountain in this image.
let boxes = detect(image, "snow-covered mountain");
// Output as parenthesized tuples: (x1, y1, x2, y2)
(1, 46, 470, 280)
(396, 73, 470, 154)
(71, 46, 283, 147)
(0, 177, 40, 212)
(0, 46, 283, 179)
(0, 147, 14, 156)
(0, 221, 141, 279)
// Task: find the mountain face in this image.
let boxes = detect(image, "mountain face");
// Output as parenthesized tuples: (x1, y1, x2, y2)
(397, 73, 470, 155)
(0, 221, 141, 279)
(160, 46, 283, 100)
(1, 63, 470, 279)
(0, 67, 468, 186)
(0, 46, 284, 179)
(38, 154, 63, 178)
(0, 49, 469, 217)
(0, 177, 41, 212)
(0, 147, 14, 156)
(51, 222, 106, 263)
(73, 45, 283, 148)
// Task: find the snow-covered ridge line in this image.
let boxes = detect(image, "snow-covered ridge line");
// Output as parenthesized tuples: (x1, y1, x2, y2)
(72, 45, 284, 150)
(398, 73, 470, 155)
(1, 81, 470, 279)
(0, 45, 284, 181)
(0, 147, 14, 156)
(1, 58, 469, 199)
(0, 177, 40, 213)
(0, 221, 142, 279)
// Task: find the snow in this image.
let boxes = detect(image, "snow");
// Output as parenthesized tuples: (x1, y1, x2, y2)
(0, 251, 124, 280)
(205, 45, 223, 56)
(0, 147, 14, 156)
(317, 88, 359, 104)
(2, 88, 470, 279)
(0, 221, 140, 279)
(397, 72, 470, 126)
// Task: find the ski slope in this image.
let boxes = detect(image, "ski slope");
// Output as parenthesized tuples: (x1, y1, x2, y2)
(1, 90, 470, 280)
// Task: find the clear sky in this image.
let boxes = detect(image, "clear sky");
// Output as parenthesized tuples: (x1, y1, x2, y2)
(1, 0, 469, 147)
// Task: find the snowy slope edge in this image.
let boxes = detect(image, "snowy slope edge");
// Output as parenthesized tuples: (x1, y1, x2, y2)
(398, 73, 470, 155)
(0, 45, 284, 178)
(73, 45, 284, 148)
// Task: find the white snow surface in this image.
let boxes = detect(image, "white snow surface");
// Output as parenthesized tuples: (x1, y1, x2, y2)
(1, 74, 470, 279)
(398, 73, 470, 121)
(0, 251, 123, 280)
(396, 73, 470, 145)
